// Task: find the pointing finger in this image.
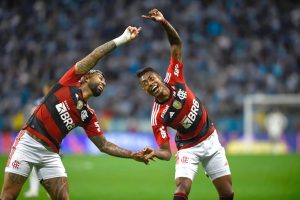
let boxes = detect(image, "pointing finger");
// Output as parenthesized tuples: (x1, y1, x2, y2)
(141, 15, 152, 19)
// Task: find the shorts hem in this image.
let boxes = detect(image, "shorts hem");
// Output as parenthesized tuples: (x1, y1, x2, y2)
(5, 168, 29, 178)
(209, 170, 231, 181)
(174, 176, 194, 182)
(42, 174, 68, 180)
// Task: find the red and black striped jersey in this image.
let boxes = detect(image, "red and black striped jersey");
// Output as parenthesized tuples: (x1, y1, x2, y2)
(151, 57, 215, 150)
(24, 66, 102, 153)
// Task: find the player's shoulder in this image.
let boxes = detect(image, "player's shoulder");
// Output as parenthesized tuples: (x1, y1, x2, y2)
(151, 101, 170, 124)
(151, 102, 162, 121)
(34, 97, 44, 106)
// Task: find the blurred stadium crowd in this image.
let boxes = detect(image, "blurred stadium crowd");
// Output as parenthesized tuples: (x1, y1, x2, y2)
(0, 0, 299, 133)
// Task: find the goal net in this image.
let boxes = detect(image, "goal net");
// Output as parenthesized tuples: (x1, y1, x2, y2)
(228, 94, 300, 154)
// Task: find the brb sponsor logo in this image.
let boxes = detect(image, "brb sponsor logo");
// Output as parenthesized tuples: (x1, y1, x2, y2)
(56, 101, 75, 130)
(181, 98, 199, 129)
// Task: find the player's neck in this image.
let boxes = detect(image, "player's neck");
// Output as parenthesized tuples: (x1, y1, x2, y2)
(156, 85, 171, 103)
(80, 84, 93, 101)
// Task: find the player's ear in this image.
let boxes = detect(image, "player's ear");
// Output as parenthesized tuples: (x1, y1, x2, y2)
(80, 75, 89, 84)
(138, 78, 143, 87)
(138, 82, 146, 91)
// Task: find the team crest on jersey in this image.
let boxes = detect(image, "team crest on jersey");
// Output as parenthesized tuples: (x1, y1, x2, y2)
(177, 89, 187, 100)
(172, 100, 182, 110)
(81, 110, 88, 121)
(76, 100, 83, 110)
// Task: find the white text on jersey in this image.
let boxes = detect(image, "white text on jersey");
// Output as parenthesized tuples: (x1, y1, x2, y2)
(159, 126, 167, 138)
(161, 105, 170, 118)
(55, 101, 75, 130)
(174, 64, 179, 77)
(181, 99, 199, 129)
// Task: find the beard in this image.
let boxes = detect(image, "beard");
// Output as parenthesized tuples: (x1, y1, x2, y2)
(89, 82, 102, 97)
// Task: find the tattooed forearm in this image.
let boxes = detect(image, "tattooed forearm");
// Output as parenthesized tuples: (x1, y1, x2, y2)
(90, 135, 132, 158)
(160, 19, 181, 46)
(75, 41, 116, 74)
(101, 141, 133, 158)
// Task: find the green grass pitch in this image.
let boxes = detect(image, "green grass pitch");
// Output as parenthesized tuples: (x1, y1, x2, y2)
(0, 154, 300, 200)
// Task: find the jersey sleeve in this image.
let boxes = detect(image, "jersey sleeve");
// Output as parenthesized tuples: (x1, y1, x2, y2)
(59, 66, 83, 86)
(82, 112, 103, 137)
(164, 56, 185, 85)
(152, 122, 170, 145)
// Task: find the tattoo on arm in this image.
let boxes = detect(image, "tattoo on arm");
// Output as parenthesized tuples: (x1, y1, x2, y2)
(90, 135, 132, 158)
(75, 41, 116, 74)
(160, 20, 181, 46)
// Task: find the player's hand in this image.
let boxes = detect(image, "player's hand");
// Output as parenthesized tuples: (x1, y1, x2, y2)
(113, 26, 141, 47)
(127, 26, 142, 40)
(142, 8, 165, 22)
(131, 151, 149, 165)
(142, 147, 156, 162)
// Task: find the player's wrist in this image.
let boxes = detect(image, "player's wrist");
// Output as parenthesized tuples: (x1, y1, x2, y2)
(129, 151, 134, 158)
(113, 28, 131, 47)
(153, 149, 157, 156)
(159, 18, 167, 25)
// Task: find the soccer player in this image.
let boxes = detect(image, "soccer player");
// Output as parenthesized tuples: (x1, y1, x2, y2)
(137, 9, 234, 200)
(1, 26, 146, 200)
(24, 82, 54, 198)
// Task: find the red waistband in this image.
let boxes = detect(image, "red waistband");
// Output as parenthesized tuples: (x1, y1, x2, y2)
(24, 127, 59, 153)
(177, 127, 216, 150)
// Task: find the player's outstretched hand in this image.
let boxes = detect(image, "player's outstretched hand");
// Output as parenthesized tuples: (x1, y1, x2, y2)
(127, 26, 141, 40)
(142, 147, 156, 163)
(131, 151, 149, 165)
(114, 26, 141, 47)
(122, 26, 142, 41)
(141, 8, 165, 22)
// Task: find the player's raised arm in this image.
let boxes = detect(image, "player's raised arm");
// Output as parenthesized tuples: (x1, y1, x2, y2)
(142, 9, 182, 62)
(75, 26, 141, 74)
(89, 135, 148, 164)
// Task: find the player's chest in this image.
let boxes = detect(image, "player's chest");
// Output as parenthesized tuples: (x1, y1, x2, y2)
(158, 83, 195, 123)
(55, 89, 93, 124)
